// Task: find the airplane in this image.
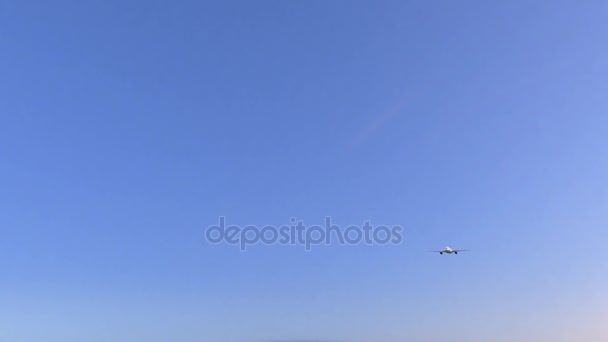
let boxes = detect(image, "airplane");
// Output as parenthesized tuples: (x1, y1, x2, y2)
(431, 246, 470, 255)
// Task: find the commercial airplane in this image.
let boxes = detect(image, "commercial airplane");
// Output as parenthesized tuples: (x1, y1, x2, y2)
(431, 246, 470, 255)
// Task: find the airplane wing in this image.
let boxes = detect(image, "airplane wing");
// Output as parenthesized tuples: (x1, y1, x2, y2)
(453, 249, 470, 252)
(429, 251, 444, 253)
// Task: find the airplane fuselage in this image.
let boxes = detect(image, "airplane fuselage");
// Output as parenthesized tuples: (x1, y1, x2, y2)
(440, 247, 457, 255)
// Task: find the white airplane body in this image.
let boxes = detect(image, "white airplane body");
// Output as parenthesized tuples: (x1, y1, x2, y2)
(432, 246, 470, 255)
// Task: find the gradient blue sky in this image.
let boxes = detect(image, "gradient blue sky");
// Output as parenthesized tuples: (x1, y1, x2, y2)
(2, 1, 608, 341)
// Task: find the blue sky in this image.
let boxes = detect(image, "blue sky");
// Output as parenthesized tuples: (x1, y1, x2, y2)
(1, 1, 607, 341)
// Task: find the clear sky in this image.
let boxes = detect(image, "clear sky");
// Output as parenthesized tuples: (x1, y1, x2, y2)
(1, 1, 607, 341)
